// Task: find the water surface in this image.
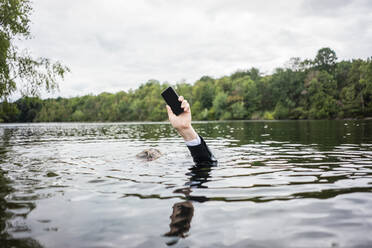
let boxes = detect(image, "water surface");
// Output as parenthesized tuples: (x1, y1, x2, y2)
(0, 120, 372, 247)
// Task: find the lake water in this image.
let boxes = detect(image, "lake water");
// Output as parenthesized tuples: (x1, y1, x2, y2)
(0, 120, 372, 248)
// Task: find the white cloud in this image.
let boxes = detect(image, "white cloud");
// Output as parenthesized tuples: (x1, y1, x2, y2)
(15, 0, 372, 98)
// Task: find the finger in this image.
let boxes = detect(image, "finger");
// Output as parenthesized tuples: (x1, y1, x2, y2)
(178, 95, 184, 102)
(184, 103, 190, 112)
(181, 99, 188, 108)
(182, 101, 189, 110)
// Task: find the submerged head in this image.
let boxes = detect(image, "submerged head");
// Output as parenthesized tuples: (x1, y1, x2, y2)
(136, 148, 162, 161)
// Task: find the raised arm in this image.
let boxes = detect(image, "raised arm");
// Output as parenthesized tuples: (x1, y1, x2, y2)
(166, 96, 217, 165)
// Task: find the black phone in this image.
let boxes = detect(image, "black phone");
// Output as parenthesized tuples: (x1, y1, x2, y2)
(161, 87, 184, 115)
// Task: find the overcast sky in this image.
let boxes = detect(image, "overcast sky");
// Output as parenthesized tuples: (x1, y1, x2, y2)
(17, 0, 372, 98)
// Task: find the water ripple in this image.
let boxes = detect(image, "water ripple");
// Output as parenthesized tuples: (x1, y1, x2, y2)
(0, 121, 372, 247)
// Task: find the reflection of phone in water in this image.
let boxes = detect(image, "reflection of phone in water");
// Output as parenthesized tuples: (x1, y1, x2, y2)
(161, 87, 184, 115)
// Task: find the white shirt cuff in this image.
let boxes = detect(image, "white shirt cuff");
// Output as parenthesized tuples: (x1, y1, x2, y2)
(185, 135, 201, 146)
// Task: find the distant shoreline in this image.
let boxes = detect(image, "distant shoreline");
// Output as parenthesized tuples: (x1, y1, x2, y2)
(1, 118, 372, 125)
(1, 48, 372, 123)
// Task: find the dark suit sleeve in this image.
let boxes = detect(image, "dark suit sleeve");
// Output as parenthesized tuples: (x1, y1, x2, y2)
(187, 135, 217, 166)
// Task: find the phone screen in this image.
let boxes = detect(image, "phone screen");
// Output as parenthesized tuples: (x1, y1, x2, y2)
(161, 87, 184, 115)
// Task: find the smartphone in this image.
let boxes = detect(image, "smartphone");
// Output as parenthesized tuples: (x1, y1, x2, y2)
(161, 87, 184, 115)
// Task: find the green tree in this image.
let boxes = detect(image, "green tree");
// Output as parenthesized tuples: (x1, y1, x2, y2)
(360, 58, 372, 115)
(231, 101, 245, 119)
(2, 46, 370, 122)
(339, 59, 365, 117)
(231, 67, 260, 81)
(273, 102, 289, 119)
(238, 76, 259, 118)
(193, 80, 215, 109)
(71, 110, 84, 121)
(15, 96, 42, 122)
(212, 91, 228, 119)
(0, 0, 69, 100)
(270, 68, 305, 118)
(0, 100, 18, 122)
(306, 71, 339, 119)
(335, 61, 352, 90)
(313, 47, 337, 73)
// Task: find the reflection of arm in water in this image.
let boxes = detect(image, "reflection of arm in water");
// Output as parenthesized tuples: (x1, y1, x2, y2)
(164, 201, 194, 238)
(166, 96, 217, 165)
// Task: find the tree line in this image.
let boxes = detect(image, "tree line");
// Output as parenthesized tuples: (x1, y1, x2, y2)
(1, 48, 371, 122)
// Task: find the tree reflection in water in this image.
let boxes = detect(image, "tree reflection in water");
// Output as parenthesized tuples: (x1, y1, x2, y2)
(165, 164, 213, 245)
(0, 128, 44, 248)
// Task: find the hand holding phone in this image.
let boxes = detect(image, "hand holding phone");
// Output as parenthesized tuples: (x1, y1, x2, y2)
(162, 87, 197, 141)
(161, 87, 184, 115)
